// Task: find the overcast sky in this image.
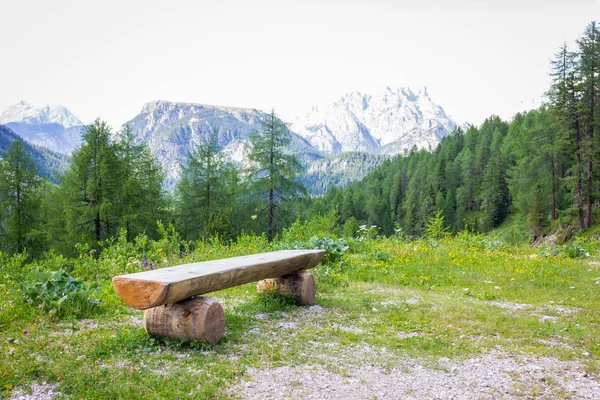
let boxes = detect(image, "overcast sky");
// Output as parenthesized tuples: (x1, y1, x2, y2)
(0, 0, 597, 128)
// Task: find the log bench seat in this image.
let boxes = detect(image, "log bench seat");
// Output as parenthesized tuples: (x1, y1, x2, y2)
(112, 249, 325, 343)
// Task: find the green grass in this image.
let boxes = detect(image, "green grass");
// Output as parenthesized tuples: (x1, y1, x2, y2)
(1, 234, 599, 398)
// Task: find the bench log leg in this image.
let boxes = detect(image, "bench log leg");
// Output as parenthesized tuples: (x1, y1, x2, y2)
(143, 297, 225, 344)
(257, 271, 315, 306)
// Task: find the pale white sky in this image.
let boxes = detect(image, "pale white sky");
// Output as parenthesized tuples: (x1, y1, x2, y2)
(0, 0, 597, 128)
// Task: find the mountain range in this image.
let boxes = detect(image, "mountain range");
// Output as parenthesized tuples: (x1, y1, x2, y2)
(0, 87, 461, 194)
(0, 124, 69, 182)
(121, 101, 321, 188)
(292, 86, 457, 155)
(0, 101, 85, 154)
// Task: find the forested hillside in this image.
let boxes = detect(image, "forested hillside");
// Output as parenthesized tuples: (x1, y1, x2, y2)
(299, 152, 388, 195)
(0, 124, 69, 182)
(305, 22, 600, 240)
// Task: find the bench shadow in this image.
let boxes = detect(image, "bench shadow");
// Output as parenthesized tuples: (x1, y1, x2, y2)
(223, 292, 299, 343)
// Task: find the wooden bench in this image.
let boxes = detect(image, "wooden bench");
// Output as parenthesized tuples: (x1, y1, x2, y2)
(112, 249, 325, 344)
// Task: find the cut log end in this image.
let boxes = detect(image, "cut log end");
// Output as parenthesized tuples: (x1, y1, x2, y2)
(143, 297, 225, 344)
(112, 276, 168, 310)
(257, 271, 316, 306)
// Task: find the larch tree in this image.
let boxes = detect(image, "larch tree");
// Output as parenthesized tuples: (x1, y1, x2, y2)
(177, 128, 234, 240)
(61, 119, 120, 248)
(0, 140, 41, 254)
(114, 125, 165, 241)
(248, 110, 306, 241)
(577, 22, 600, 228)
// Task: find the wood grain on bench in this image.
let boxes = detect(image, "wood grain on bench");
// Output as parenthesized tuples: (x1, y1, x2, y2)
(112, 250, 325, 309)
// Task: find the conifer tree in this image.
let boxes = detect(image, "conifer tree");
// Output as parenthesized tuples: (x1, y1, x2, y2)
(577, 22, 600, 228)
(248, 110, 306, 241)
(61, 119, 120, 248)
(176, 129, 234, 240)
(114, 126, 165, 241)
(0, 140, 41, 254)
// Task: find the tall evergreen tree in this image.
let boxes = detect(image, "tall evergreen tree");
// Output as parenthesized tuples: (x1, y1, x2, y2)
(481, 130, 510, 229)
(577, 22, 600, 228)
(176, 129, 234, 240)
(248, 110, 306, 241)
(61, 119, 120, 248)
(0, 140, 41, 254)
(114, 126, 165, 241)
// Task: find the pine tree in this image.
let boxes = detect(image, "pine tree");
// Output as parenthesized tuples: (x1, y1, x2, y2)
(248, 110, 306, 241)
(0, 140, 41, 254)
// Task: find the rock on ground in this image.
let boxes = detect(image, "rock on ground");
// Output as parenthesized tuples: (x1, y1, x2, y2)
(9, 382, 58, 400)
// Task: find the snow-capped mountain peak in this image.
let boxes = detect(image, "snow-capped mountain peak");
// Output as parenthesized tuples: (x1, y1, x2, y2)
(292, 86, 456, 155)
(0, 101, 85, 154)
(0, 101, 83, 128)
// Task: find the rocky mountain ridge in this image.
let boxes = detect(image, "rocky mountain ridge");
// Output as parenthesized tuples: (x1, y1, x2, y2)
(121, 101, 321, 188)
(292, 86, 458, 155)
(0, 101, 85, 154)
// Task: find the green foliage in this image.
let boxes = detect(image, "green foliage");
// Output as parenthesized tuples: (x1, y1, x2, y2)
(342, 216, 360, 238)
(280, 209, 341, 244)
(248, 110, 306, 241)
(20, 268, 101, 318)
(0, 140, 42, 255)
(357, 224, 379, 241)
(54, 120, 165, 253)
(153, 221, 185, 260)
(113, 126, 166, 242)
(563, 237, 596, 258)
(0, 251, 29, 283)
(176, 129, 238, 241)
(308, 236, 349, 266)
(425, 210, 450, 240)
(201, 212, 235, 243)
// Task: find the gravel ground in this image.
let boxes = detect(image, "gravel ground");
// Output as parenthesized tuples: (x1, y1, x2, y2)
(9, 382, 58, 400)
(228, 351, 600, 399)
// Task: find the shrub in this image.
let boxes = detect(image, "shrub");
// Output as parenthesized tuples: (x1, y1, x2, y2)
(426, 210, 449, 240)
(280, 210, 341, 244)
(357, 224, 379, 241)
(0, 251, 29, 284)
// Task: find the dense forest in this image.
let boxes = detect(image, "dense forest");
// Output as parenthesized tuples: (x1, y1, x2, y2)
(0, 21, 598, 259)
(305, 21, 600, 240)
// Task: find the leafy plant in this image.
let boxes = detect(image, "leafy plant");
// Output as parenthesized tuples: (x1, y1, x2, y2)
(308, 236, 348, 266)
(20, 268, 101, 319)
(357, 224, 379, 241)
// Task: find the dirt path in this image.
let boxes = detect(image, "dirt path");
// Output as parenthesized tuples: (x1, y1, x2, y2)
(228, 351, 600, 399)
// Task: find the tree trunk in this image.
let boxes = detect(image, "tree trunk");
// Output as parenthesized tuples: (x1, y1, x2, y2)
(143, 297, 225, 344)
(576, 121, 584, 229)
(257, 272, 316, 306)
(551, 153, 557, 220)
(268, 188, 274, 242)
(95, 209, 101, 241)
(586, 158, 593, 228)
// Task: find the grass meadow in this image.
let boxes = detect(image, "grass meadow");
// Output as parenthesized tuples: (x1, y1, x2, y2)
(1, 225, 599, 399)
